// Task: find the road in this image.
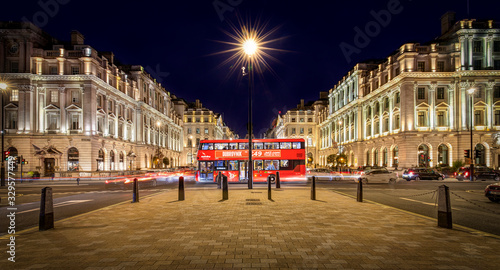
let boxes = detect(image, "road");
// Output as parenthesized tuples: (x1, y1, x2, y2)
(1, 178, 499, 237)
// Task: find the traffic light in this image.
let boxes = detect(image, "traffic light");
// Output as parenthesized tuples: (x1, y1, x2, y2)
(475, 150, 482, 159)
(4, 151, 10, 161)
(464, 150, 470, 158)
(21, 158, 26, 165)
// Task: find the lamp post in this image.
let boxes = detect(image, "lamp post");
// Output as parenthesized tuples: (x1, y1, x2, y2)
(243, 38, 257, 189)
(0, 82, 7, 187)
(467, 88, 475, 181)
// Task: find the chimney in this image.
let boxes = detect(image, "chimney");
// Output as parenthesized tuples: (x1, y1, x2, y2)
(300, 99, 304, 109)
(71, 30, 85, 45)
(195, 99, 202, 108)
(101, 52, 115, 65)
(441, 11, 456, 35)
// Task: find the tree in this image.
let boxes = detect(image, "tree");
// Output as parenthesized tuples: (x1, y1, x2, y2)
(327, 154, 336, 165)
(336, 153, 348, 165)
(163, 157, 170, 167)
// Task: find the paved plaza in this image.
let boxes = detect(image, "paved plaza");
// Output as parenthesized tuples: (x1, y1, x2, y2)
(2, 186, 500, 269)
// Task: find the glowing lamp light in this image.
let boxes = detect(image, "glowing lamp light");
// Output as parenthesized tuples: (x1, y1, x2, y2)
(243, 39, 258, 56)
(467, 88, 476, 95)
(0, 83, 7, 90)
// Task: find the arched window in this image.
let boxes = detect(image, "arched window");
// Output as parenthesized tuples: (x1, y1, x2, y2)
(383, 148, 388, 167)
(110, 151, 115, 170)
(119, 152, 124, 170)
(475, 144, 486, 166)
(366, 151, 371, 166)
(438, 145, 449, 166)
(418, 144, 429, 167)
(393, 146, 399, 168)
(68, 147, 79, 171)
(374, 149, 379, 166)
(97, 149, 104, 171)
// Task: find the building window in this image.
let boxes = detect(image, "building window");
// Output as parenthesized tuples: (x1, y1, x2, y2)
(5, 111, 17, 129)
(473, 59, 482, 70)
(48, 114, 59, 130)
(187, 117, 192, 122)
(10, 61, 19, 73)
(494, 41, 500, 52)
(72, 91, 79, 103)
(50, 91, 58, 102)
(196, 128, 200, 134)
(308, 128, 312, 134)
(308, 118, 313, 122)
(204, 117, 208, 122)
(394, 115, 400, 130)
(438, 144, 449, 166)
(396, 92, 400, 104)
(300, 118, 304, 122)
(437, 87, 445, 99)
(383, 118, 389, 132)
(437, 111, 446, 126)
(71, 114, 80, 130)
(10, 89, 19, 102)
(417, 62, 425, 72)
(97, 117, 103, 132)
(417, 88, 425, 99)
(291, 118, 296, 122)
(473, 40, 483, 52)
(393, 146, 399, 167)
(474, 110, 484, 126)
(384, 98, 389, 109)
(96, 95, 102, 108)
(71, 66, 80, 75)
(68, 147, 79, 171)
(300, 128, 304, 134)
(366, 123, 371, 137)
(494, 60, 500, 70)
(474, 88, 482, 99)
(437, 61, 445, 72)
(495, 110, 500, 126)
(418, 112, 427, 126)
(494, 86, 500, 98)
(109, 120, 115, 135)
(187, 128, 191, 134)
(204, 128, 209, 134)
(50, 66, 58, 75)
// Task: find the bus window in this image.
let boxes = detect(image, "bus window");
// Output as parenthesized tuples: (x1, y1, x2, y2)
(264, 142, 272, 149)
(280, 160, 290, 169)
(254, 143, 264, 149)
(272, 142, 280, 149)
(229, 143, 238, 150)
(228, 160, 238, 170)
(264, 160, 279, 170)
(215, 143, 229, 150)
(202, 143, 213, 150)
(254, 160, 263, 171)
(239, 143, 249, 149)
(292, 142, 302, 149)
(215, 160, 227, 170)
(280, 142, 291, 149)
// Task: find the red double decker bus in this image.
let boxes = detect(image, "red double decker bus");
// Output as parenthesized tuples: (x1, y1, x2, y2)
(196, 138, 306, 183)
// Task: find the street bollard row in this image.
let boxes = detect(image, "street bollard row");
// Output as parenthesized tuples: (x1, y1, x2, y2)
(268, 175, 272, 200)
(311, 176, 316, 200)
(357, 180, 363, 202)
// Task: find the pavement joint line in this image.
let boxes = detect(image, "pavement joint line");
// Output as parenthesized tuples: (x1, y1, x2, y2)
(0, 190, 167, 240)
(329, 189, 500, 240)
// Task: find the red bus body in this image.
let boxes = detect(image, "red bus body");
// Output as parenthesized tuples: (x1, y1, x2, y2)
(196, 139, 306, 183)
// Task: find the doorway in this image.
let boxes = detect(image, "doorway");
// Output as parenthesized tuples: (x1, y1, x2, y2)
(239, 161, 248, 182)
(44, 158, 55, 176)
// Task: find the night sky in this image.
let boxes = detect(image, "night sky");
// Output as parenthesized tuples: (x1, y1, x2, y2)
(3, 0, 499, 137)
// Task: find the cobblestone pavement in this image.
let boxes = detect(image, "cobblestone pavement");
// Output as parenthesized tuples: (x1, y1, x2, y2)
(2, 186, 499, 269)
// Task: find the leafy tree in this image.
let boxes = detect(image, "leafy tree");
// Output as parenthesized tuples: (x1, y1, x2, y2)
(327, 154, 336, 164)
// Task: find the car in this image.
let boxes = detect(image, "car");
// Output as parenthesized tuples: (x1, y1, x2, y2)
(307, 168, 342, 181)
(402, 168, 444, 181)
(456, 166, 500, 181)
(105, 175, 158, 189)
(355, 165, 384, 176)
(356, 168, 397, 184)
(485, 182, 500, 202)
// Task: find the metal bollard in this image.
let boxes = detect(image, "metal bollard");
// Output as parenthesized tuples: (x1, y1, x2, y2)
(39, 187, 54, 231)
(268, 175, 272, 200)
(132, 178, 139, 203)
(438, 185, 452, 229)
(217, 171, 222, 189)
(357, 179, 363, 202)
(276, 171, 281, 189)
(178, 176, 185, 201)
(222, 174, 228, 200)
(76, 178, 80, 186)
(311, 176, 316, 200)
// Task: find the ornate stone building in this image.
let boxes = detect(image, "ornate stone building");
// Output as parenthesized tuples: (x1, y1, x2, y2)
(319, 14, 500, 169)
(0, 22, 184, 176)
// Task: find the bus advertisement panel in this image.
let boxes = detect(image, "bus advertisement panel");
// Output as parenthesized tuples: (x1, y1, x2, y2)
(196, 139, 306, 183)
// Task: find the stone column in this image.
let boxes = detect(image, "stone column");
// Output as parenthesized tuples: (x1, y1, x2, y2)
(448, 83, 455, 130)
(459, 36, 467, 70)
(468, 37, 474, 70)
(486, 36, 493, 68)
(59, 87, 66, 134)
(487, 82, 495, 129)
(414, 83, 418, 129)
(429, 84, 436, 130)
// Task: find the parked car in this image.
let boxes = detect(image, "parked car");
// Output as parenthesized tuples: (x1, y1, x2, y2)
(307, 168, 343, 181)
(456, 166, 500, 181)
(402, 168, 444, 181)
(356, 168, 397, 184)
(485, 182, 500, 202)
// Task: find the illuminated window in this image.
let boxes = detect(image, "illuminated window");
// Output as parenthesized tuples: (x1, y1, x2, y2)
(11, 89, 19, 102)
(417, 88, 425, 99)
(72, 91, 79, 103)
(437, 87, 445, 99)
(396, 92, 400, 104)
(417, 62, 425, 72)
(473, 40, 483, 53)
(418, 112, 427, 126)
(71, 66, 79, 75)
(437, 111, 446, 126)
(474, 110, 484, 126)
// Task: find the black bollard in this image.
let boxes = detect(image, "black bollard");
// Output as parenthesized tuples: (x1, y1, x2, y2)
(222, 174, 228, 200)
(276, 171, 281, 189)
(178, 176, 185, 201)
(217, 171, 222, 189)
(357, 179, 363, 202)
(268, 175, 272, 200)
(132, 178, 139, 203)
(438, 185, 452, 229)
(39, 187, 54, 231)
(311, 176, 316, 200)
(76, 178, 80, 186)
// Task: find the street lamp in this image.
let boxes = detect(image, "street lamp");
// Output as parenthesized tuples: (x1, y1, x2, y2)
(467, 88, 475, 181)
(242, 38, 258, 189)
(0, 82, 7, 187)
